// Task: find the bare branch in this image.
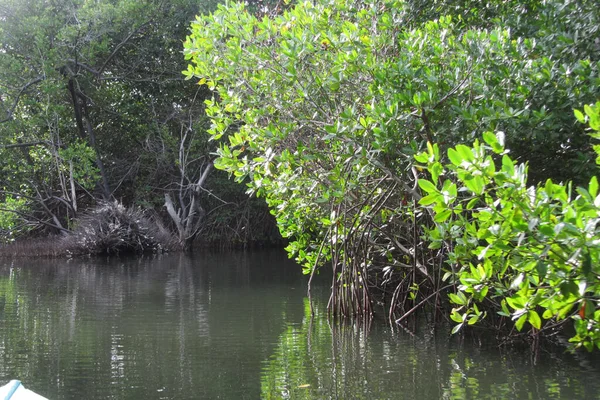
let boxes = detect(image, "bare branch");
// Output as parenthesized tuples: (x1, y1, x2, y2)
(164, 192, 184, 234)
(1, 140, 46, 149)
(0, 207, 70, 233)
(66, 59, 101, 76)
(194, 162, 213, 192)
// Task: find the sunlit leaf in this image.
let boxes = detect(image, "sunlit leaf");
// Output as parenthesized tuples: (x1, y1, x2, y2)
(528, 310, 541, 329)
(515, 313, 528, 331)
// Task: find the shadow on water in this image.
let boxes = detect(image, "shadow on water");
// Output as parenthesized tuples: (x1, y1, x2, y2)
(1, 251, 600, 399)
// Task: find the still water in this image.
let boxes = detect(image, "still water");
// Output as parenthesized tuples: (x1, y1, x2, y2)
(1, 251, 599, 399)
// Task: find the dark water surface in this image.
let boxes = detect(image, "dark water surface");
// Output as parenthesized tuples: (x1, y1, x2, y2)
(1, 251, 599, 399)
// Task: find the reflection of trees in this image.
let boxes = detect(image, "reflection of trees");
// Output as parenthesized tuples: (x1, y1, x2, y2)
(0, 251, 305, 399)
(261, 297, 411, 400)
(2, 253, 600, 399)
(1, 255, 215, 398)
(260, 297, 600, 400)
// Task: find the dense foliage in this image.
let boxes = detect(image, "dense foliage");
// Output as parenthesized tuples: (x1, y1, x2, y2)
(0, 0, 598, 349)
(416, 103, 600, 350)
(0, 0, 279, 248)
(184, 0, 599, 347)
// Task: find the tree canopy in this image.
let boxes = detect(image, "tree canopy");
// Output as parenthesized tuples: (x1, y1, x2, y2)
(0, 0, 279, 248)
(184, 0, 600, 349)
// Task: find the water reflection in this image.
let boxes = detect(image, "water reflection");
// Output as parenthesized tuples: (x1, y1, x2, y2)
(0, 252, 304, 399)
(261, 301, 600, 400)
(1, 251, 599, 400)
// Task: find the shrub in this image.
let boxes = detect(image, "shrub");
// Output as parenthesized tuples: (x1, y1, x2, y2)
(0, 195, 29, 243)
(415, 102, 600, 351)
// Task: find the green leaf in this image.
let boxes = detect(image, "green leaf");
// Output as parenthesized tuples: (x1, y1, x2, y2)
(451, 323, 464, 334)
(574, 109, 585, 123)
(502, 155, 515, 175)
(419, 192, 442, 206)
(418, 179, 438, 194)
(483, 131, 496, 145)
(426, 142, 435, 158)
(456, 144, 474, 162)
(447, 148, 462, 166)
(515, 313, 528, 331)
(414, 152, 429, 163)
(506, 296, 526, 310)
(449, 293, 465, 305)
(559, 281, 578, 297)
(428, 240, 442, 249)
(450, 310, 464, 323)
(582, 251, 592, 277)
(430, 162, 443, 182)
(535, 261, 548, 280)
(501, 299, 510, 316)
(434, 209, 452, 222)
(589, 176, 598, 198)
(585, 104, 600, 130)
(528, 310, 541, 329)
(466, 197, 479, 209)
(558, 303, 575, 320)
(463, 175, 484, 195)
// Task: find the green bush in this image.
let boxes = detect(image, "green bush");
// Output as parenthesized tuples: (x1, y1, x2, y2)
(184, 0, 599, 322)
(0, 196, 29, 242)
(416, 102, 600, 351)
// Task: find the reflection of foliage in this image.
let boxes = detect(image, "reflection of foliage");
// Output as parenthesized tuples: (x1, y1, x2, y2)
(0, 254, 298, 399)
(261, 298, 421, 400)
(260, 293, 600, 399)
(0, 271, 56, 382)
(260, 298, 327, 400)
(2, 258, 600, 399)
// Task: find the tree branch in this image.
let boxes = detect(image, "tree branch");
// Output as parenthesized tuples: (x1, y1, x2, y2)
(1, 140, 46, 149)
(66, 59, 101, 76)
(164, 192, 184, 236)
(194, 162, 213, 192)
(0, 76, 44, 124)
(0, 207, 70, 233)
(98, 21, 152, 76)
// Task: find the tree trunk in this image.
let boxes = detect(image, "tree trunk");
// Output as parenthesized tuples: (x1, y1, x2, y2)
(163, 162, 213, 251)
